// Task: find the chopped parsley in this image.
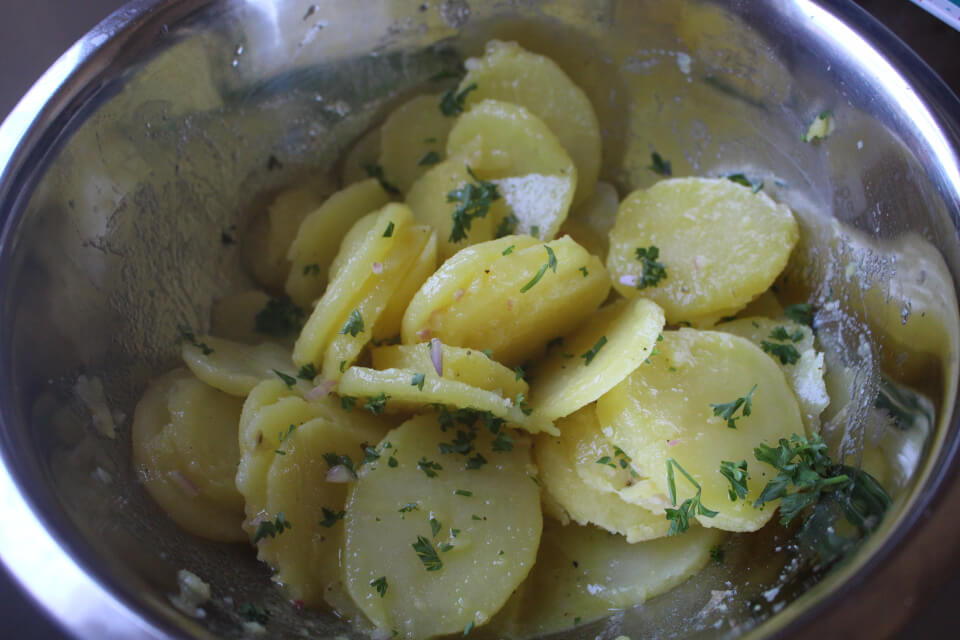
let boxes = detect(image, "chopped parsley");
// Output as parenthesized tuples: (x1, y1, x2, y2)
(254, 296, 306, 337)
(302, 263, 321, 277)
(761, 341, 801, 365)
(770, 326, 804, 342)
(502, 244, 515, 256)
(364, 393, 389, 415)
(648, 151, 672, 176)
(297, 364, 318, 380)
(383, 221, 395, 238)
(430, 517, 442, 538)
(417, 150, 442, 166)
(412, 535, 443, 571)
(514, 365, 526, 381)
(340, 396, 356, 412)
(439, 83, 477, 117)
(438, 429, 476, 456)
(492, 432, 514, 452)
(719, 460, 750, 501)
(495, 213, 519, 238)
(370, 576, 388, 597)
(711, 384, 757, 429)
(447, 166, 501, 243)
(514, 392, 533, 416)
(634, 246, 668, 289)
(580, 336, 608, 365)
(709, 545, 725, 564)
(398, 503, 419, 514)
(178, 326, 213, 355)
(482, 349, 494, 359)
(365, 163, 401, 195)
(579, 266, 589, 277)
(253, 512, 292, 543)
(466, 453, 487, 469)
(784, 303, 814, 326)
(464, 620, 475, 635)
(239, 603, 270, 624)
(520, 246, 558, 293)
(319, 507, 345, 527)
(530, 225, 540, 238)
(411, 372, 426, 391)
(802, 110, 835, 143)
(340, 309, 365, 337)
(726, 173, 764, 193)
(664, 458, 717, 535)
(323, 452, 357, 475)
(272, 370, 297, 389)
(418, 457, 443, 478)
(361, 446, 381, 465)
(596, 456, 616, 469)
(455, 489, 474, 497)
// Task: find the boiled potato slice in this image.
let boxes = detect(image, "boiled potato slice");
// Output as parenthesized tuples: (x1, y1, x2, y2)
(596, 329, 805, 532)
(491, 520, 722, 638)
(372, 230, 438, 342)
(406, 156, 506, 260)
(402, 235, 539, 343)
(372, 342, 528, 399)
(402, 235, 609, 366)
(210, 290, 271, 345)
(343, 414, 542, 638)
(557, 181, 619, 260)
(460, 40, 601, 204)
(132, 369, 245, 542)
(254, 416, 388, 607)
(379, 93, 455, 193)
(447, 99, 576, 240)
(293, 203, 414, 369)
(607, 177, 798, 325)
(337, 366, 557, 436)
(535, 406, 669, 542)
(342, 126, 381, 186)
(285, 179, 392, 307)
(530, 297, 665, 421)
(321, 225, 433, 380)
(181, 335, 296, 397)
(719, 316, 829, 433)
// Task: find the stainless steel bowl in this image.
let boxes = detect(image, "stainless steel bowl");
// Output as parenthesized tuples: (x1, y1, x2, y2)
(1, 1, 959, 638)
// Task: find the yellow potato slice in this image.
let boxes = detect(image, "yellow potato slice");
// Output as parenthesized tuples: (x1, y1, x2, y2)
(285, 178, 392, 307)
(379, 93, 455, 193)
(132, 369, 245, 542)
(342, 414, 542, 638)
(371, 342, 528, 399)
(181, 335, 297, 397)
(406, 156, 506, 261)
(446, 99, 576, 240)
(402, 235, 609, 366)
(460, 40, 601, 205)
(596, 329, 805, 532)
(341, 126, 381, 186)
(719, 316, 829, 433)
(337, 366, 557, 436)
(372, 229, 437, 342)
(530, 297, 665, 421)
(557, 181, 619, 261)
(321, 225, 433, 380)
(607, 177, 798, 325)
(402, 235, 539, 343)
(535, 407, 669, 542)
(254, 416, 388, 607)
(491, 520, 722, 638)
(293, 203, 414, 369)
(210, 290, 271, 345)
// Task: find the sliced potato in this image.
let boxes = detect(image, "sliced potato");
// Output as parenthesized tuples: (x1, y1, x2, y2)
(210, 290, 272, 345)
(496, 520, 722, 638)
(343, 414, 542, 638)
(406, 157, 506, 260)
(285, 179, 392, 307)
(379, 93, 455, 193)
(460, 40, 601, 204)
(337, 366, 557, 436)
(321, 225, 433, 380)
(373, 230, 438, 342)
(132, 369, 245, 542)
(372, 342, 528, 399)
(607, 177, 798, 325)
(402, 235, 609, 366)
(447, 99, 576, 240)
(530, 297, 665, 421)
(596, 329, 804, 532)
(402, 235, 539, 343)
(181, 335, 296, 397)
(558, 181, 619, 260)
(255, 416, 388, 607)
(535, 406, 669, 542)
(293, 203, 414, 369)
(342, 126, 381, 186)
(719, 316, 829, 432)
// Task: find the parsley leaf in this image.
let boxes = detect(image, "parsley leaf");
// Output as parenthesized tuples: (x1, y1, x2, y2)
(178, 326, 214, 355)
(412, 535, 443, 571)
(273, 370, 296, 389)
(634, 246, 667, 289)
(417, 150, 442, 166)
(430, 517, 442, 538)
(254, 296, 306, 337)
(648, 151, 672, 176)
(365, 163, 400, 195)
(340, 396, 356, 412)
(322, 452, 357, 476)
(383, 221, 395, 238)
(361, 446, 380, 465)
(438, 429, 476, 456)
(596, 456, 616, 469)
(417, 457, 443, 478)
(447, 166, 500, 243)
(370, 576, 388, 597)
(495, 213, 519, 238)
(319, 507, 345, 527)
(398, 503, 419, 514)
(710, 384, 757, 428)
(761, 340, 801, 365)
(492, 432, 514, 452)
(502, 244, 515, 256)
(770, 326, 804, 342)
(579, 266, 589, 277)
(253, 512, 292, 543)
(580, 336, 608, 365)
(297, 364, 317, 380)
(411, 372, 426, 391)
(719, 460, 750, 501)
(513, 365, 526, 381)
(520, 246, 559, 293)
(465, 453, 487, 469)
(726, 172, 764, 193)
(439, 83, 477, 116)
(302, 263, 321, 277)
(340, 309, 365, 337)
(364, 393, 389, 415)
(784, 303, 814, 326)
(664, 458, 717, 535)
(455, 489, 474, 497)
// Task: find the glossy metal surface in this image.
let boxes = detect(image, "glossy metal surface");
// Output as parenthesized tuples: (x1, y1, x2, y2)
(0, 1, 958, 639)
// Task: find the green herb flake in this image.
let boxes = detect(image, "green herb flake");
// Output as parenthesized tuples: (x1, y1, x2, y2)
(297, 364, 318, 380)
(178, 325, 214, 355)
(530, 225, 540, 238)
(340, 396, 356, 412)
(365, 163, 401, 195)
(339, 360, 347, 373)
(388, 455, 399, 467)
(495, 213, 519, 238)
(273, 370, 296, 389)
(440, 83, 477, 117)
(383, 221, 395, 238)
(761, 340, 801, 365)
(364, 392, 389, 415)
(580, 336, 608, 366)
(411, 372, 426, 391)
(370, 576, 388, 597)
(398, 503, 419, 514)
(664, 459, 718, 535)
(784, 303, 814, 326)
(719, 460, 750, 501)
(466, 453, 488, 470)
(253, 512, 292, 543)
(726, 172, 764, 193)
(596, 456, 616, 469)
(418, 457, 443, 478)
(514, 392, 533, 416)
(319, 507, 345, 527)
(709, 545, 725, 564)
(430, 517, 442, 538)
(502, 244, 515, 256)
(634, 246, 668, 289)
(302, 263, 321, 277)
(455, 489, 474, 497)
(417, 150, 442, 166)
(514, 365, 526, 381)
(710, 384, 757, 429)
(254, 296, 307, 337)
(361, 446, 380, 465)
(340, 309, 365, 337)
(579, 266, 589, 277)
(447, 166, 501, 243)
(648, 151, 672, 176)
(412, 535, 443, 571)
(492, 432, 514, 452)
(322, 452, 357, 476)
(520, 246, 558, 293)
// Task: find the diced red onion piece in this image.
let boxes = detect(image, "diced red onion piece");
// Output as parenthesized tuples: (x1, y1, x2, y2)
(305, 379, 336, 401)
(371, 262, 384, 274)
(171, 470, 200, 496)
(430, 338, 443, 376)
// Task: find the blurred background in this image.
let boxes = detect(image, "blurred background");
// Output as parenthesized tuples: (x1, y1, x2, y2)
(0, 0, 958, 637)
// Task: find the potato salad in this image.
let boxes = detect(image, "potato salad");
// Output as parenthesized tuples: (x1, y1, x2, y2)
(131, 40, 889, 639)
